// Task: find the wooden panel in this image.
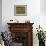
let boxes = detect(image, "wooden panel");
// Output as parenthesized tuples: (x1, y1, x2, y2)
(7, 23, 34, 46)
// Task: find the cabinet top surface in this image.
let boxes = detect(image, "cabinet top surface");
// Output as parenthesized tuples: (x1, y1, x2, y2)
(7, 23, 34, 25)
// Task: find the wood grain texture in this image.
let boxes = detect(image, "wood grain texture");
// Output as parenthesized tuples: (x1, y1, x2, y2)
(7, 23, 34, 46)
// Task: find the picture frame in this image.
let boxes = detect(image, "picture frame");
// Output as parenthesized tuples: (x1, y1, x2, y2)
(14, 5, 27, 16)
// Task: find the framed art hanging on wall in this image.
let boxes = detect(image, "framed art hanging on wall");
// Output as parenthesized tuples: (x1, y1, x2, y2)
(14, 5, 27, 16)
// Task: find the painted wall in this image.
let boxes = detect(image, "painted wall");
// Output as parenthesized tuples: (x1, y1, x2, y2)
(2, 0, 46, 46)
(2, 0, 40, 31)
(2, 0, 40, 46)
(40, 0, 46, 32)
(0, 0, 2, 32)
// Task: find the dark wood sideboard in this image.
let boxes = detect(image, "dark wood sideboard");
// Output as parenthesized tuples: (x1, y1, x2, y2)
(7, 23, 34, 46)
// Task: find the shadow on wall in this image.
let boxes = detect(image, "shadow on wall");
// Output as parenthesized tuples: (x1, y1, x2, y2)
(40, 0, 46, 13)
(0, 0, 2, 32)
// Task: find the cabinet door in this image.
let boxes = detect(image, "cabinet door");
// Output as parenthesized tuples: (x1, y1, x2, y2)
(11, 32, 28, 46)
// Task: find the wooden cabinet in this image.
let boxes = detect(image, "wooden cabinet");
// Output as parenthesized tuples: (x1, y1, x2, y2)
(7, 23, 34, 46)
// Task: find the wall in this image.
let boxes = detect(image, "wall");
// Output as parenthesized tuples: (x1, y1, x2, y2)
(0, 0, 2, 32)
(2, 0, 40, 30)
(2, 0, 46, 46)
(2, 0, 40, 46)
(40, 0, 46, 31)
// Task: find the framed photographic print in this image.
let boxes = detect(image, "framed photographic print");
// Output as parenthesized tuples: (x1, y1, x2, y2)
(14, 5, 27, 16)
